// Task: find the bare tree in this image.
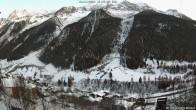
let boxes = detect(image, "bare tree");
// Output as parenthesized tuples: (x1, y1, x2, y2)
(170, 77, 196, 109)
(13, 76, 36, 110)
(36, 87, 53, 110)
(40, 97, 52, 110)
(0, 73, 12, 110)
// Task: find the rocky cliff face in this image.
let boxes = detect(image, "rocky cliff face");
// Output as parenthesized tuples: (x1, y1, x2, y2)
(0, 18, 8, 27)
(40, 9, 121, 70)
(0, 20, 26, 47)
(104, 1, 152, 11)
(8, 9, 28, 21)
(55, 6, 77, 17)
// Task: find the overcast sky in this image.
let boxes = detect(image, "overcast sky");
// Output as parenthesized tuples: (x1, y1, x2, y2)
(0, 0, 196, 20)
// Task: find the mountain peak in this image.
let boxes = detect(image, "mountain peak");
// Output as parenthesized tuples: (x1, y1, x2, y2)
(165, 9, 179, 16)
(79, 9, 111, 22)
(119, 0, 133, 5)
(55, 6, 77, 17)
(8, 9, 28, 21)
(7, 9, 50, 22)
(165, 9, 191, 20)
(103, 1, 152, 11)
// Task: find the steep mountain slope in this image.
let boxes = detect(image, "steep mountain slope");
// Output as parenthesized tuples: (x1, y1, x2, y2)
(0, 9, 53, 51)
(125, 10, 196, 69)
(0, 18, 8, 28)
(0, 17, 62, 60)
(0, 20, 26, 45)
(40, 9, 121, 70)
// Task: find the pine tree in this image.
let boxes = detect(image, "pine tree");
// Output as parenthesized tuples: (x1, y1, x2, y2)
(143, 76, 146, 82)
(68, 76, 74, 87)
(194, 68, 196, 75)
(193, 81, 196, 92)
(57, 79, 62, 86)
(155, 76, 157, 86)
(148, 76, 150, 82)
(128, 82, 131, 89)
(131, 76, 133, 83)
(109, 72, 112, 79)
(139, 77, 142, 84)
(176, 64, 180, 73)
(63, 80, 66, 86)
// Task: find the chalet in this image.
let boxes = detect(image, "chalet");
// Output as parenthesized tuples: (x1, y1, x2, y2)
(156, 98, 167, 110)
(146, 65, 155, 74)
(113, 94, 123, 99)
(90, 92, 103, 98)
(103, 91, 109, 96)
(135, 98, 145, 105)
(128, 97, 137, 102)
(89, 90, 110, 99)
(90, 93, 99, 98)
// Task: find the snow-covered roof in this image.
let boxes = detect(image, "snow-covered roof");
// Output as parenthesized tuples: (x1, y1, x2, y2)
(92, 90, 110, 97)
(26, 83, 36, 89)
(93, 91, 105, 97)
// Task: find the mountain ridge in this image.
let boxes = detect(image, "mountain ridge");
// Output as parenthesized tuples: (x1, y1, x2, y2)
(0, 1, 190, 26)
(0, 1, 195, 71)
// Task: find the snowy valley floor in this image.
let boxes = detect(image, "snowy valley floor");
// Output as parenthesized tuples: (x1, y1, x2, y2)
(0, 50, 196, 110)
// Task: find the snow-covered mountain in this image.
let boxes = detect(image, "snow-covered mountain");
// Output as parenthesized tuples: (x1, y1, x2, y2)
(1, 2, 196, 109)
(55, 6, 77, 17)
(0, 1, 196, 94)
(105, 1, 152, 11)
(8, 9, 28, 21)
(40, 9, 122, 70)
(0, 1, 188, 28)
(8, 9, 50, 22)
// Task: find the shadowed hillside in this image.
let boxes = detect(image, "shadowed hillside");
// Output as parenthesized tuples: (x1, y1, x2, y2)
(0, 17, 61, 60)
(125, 10, 196, 69)
(40, 9, 121, 70)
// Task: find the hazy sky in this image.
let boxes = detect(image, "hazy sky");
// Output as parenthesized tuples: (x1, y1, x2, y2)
(0, 0, 196, 20)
